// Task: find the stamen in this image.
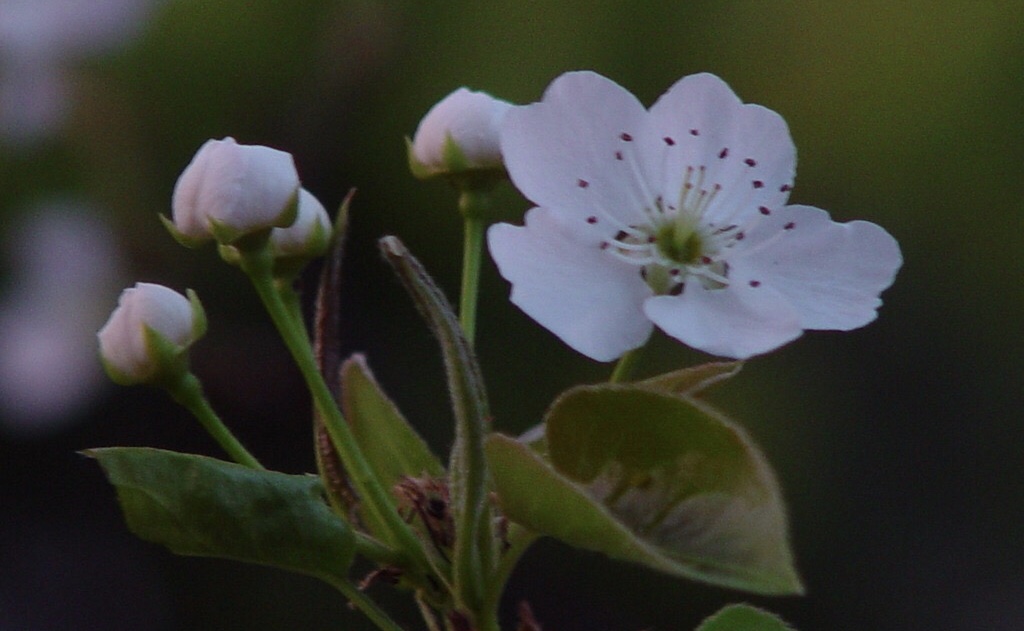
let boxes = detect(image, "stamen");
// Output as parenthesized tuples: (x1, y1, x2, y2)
(606, 249, 657, 266)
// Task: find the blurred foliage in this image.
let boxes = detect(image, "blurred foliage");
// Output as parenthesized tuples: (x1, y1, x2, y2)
(1, 1, 1022, 630)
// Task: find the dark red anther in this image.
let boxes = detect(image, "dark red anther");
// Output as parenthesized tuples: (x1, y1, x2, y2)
(759, 206, 771, 215)
(718, 147, 729, 159)
(744, 158, 757, 167)
(784, 222, 796, 230)
(577, 179, 589, 188)
(752, 180, 764, 189)
(620, 132, 633, 141)
(586, 216, 598, 224)
(664, 136, 676, 146)
(749, 280, 761, 287)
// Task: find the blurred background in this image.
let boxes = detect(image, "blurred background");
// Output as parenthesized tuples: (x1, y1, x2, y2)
(1, 1, 1021, 629)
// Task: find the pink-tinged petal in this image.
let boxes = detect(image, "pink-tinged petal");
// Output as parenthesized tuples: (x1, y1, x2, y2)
(644, 282, 802, 359)
(488, 207, 654, 362)
(208, 141, 299, 231)
(736, 204, 902, 330)
(500, 71, 653, 228)
(642, 73, 796, 226)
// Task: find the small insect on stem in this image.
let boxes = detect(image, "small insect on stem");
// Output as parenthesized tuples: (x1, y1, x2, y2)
(396, 476, 455, 557)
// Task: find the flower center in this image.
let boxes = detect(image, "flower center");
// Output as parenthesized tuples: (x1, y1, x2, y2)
(655, 221, 703, 265)
(599, 169, 734, 296)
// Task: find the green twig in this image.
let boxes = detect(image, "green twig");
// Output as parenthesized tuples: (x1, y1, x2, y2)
(238, 245, 432, 575)
(609, 346, 645, 383)
(457, 193, 487, 345)
(325, 576, 407, 631)
(164, 372, 264, 470)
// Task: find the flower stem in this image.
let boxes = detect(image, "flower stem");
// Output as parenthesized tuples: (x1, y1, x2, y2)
(609, 346, 644, 383)
(482, 524, 537, 619)
(238, 246, 431, 574)
(325, 576, 407, 631)
(164, 372, 264, 469)
(457, 189, 490, 345)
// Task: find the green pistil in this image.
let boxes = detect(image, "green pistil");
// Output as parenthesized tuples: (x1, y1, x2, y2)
(655, 222, 703, 266)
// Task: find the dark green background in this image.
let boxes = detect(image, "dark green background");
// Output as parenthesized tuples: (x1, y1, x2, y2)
(2, 1, 1021, 629)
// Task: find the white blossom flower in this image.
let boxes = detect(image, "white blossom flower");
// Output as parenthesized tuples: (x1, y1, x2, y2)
(488, 71, 902, 361)
(171, 137, 300, 244)
(409, 87, 513, 178)
(268, 188, 331, 259)
(97, 283, 205, 384)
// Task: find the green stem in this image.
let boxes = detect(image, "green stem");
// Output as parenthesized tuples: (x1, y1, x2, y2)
(415, 594, 444, 631)
(275, 278, 307, 337)
(238, 246, 431, 574)
(481, 525, 537, 619)
(354, 531, 404, 566)
(325, 577, 407, 631)
(609, 346, 645, 383)
(165, 372, 264, 469)
(457, 190, 490, 345)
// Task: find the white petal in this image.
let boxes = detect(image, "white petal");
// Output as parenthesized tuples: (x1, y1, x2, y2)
(644, 281, 802, 359)
(643, 73, 796, 226)
(209, 141, 299, 232)
(171, 138, 218, 239)
(500, 71, 653, 228)
(269, 188, 330, 257)
(735, 204, 902, 330)
(488, 206, 654, 362)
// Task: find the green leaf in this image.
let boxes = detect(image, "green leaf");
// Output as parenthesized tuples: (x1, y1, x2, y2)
(342, 353, 446, 485)
(696, 604, 796, 631)
(638, 360, 744, 396)
(486, 385, 802, 595)
(89, 447, 355, 583)
(379, 235, 492, 608)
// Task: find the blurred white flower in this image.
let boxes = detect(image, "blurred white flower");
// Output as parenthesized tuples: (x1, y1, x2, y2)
(0, 205, 124, 435)
(97, 282, 205, 385)
(409, 87, 513, 178)
(488, 71, 902, 361)
(0, 0, 164, 146)
(171, 137, 300, 244)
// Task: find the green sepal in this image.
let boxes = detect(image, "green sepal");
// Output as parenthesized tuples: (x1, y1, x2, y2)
(159, 213, 209, 248)
(406, 136, 436, 180)
(695, 604, 796, 631)
(185, 288, 208, 341)
(342, 354, 446, 486)
(486, 385, 803, 595)
(406, 135, 507, 190)
(88, 447, 355, 583)
(638, 360, 744, 396)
